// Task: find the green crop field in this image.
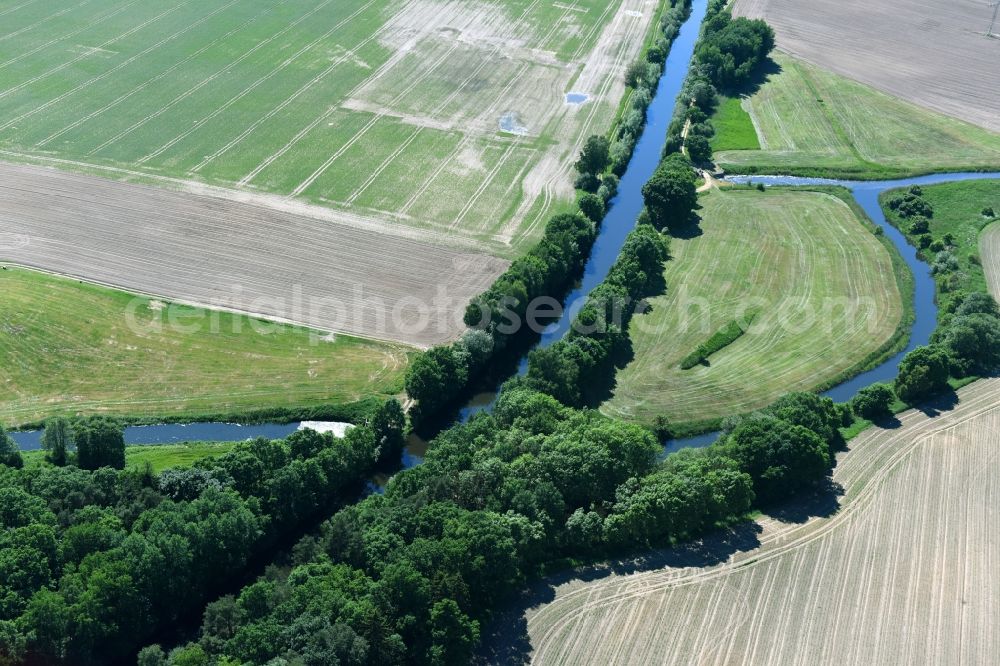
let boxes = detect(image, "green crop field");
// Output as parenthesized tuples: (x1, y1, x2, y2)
(602, 188, 904, 429)
(713, 53, 1000, 178)
(0, 267, 410, 427)
(0, 0, 657, 254)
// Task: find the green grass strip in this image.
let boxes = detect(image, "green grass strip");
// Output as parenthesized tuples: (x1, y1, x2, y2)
(679, 311, 757, 369)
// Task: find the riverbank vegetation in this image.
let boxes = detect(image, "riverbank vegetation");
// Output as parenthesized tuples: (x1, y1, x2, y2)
(603, 187, 904, 431)
(149, 384, 847, 664)
(23, 442, 239, 475)
(404, 0, 696, 428)
(663, 0, 775, 161)
(713, 53, 1000, 179)
(0, 268, 409, 429)
(0, 400, 403, 663)
(880, 181, 1000, 404)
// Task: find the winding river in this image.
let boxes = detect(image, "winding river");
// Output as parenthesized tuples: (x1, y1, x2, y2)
(10, 0, 1000, 464)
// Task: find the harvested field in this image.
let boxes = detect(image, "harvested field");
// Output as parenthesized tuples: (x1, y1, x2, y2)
(0, 266, 411, 427)
(523, 378, 1000, 665)
(0, 0, 659, 253)
(602, 188, 903, 427)
(733, 0, 1000, 133)
(0, 162, 508, 347)
(982, 223, 1000, 300)
(714, 53, 1000, 177)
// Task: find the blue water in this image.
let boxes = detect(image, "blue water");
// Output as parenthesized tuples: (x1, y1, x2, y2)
(458, 0, 710, 423)
(9, 0, 997, 464)
(664, 171, 1000, 450)
(11, 421, 300, 451)
(565, 92, 590, 105)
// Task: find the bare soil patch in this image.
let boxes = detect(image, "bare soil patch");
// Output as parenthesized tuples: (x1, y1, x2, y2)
(0, 162, 507, 347)
(733, 0, 1000, 132)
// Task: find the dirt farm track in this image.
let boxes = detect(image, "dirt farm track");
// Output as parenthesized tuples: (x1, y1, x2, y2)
(0, 162, 508, 347)
(519, 378, 1000, 665)
(734, 0, 1000, 133)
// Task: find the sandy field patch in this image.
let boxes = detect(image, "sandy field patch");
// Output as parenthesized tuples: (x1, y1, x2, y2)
(519, 378, 1000, 664)
(733, 0, 1000, 133)
(0, 162, 507, 347)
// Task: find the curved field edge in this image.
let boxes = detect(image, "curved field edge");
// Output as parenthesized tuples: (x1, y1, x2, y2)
(983, 223, 1000, 301)
(602, 186, 910, 433)
(712, 53, 1000, 180)
(0, 266, 411, 428)
(525, 377, 1000, 664)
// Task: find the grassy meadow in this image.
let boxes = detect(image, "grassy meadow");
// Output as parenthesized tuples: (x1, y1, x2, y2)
(602, 187, 904, 430)
(21, 441, 238, 473)
(0, 0, 652, 253)
(881, 179, 1000, 315)
(713, 53, 1000, 178)
(708, 95, 759, 151)
(0, 267, 410, 427)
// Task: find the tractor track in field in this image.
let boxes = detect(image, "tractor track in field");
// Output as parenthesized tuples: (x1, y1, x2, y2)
(513, 379, 1000, 664)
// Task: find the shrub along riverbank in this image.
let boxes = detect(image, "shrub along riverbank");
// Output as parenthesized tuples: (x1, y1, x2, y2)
(403, 0, 694, 429)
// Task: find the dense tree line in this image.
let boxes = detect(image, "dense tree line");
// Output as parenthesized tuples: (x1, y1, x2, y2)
(403, 0, 698, 427)
(0, 400, 402, 664)
(664, 0, 774, 162)
(405, 210, 598, 424)
(525, 222, 671, 406)
(610, 0, 693, 174)
(884, 187, 1000, 404)
(151, 384, 847, 665)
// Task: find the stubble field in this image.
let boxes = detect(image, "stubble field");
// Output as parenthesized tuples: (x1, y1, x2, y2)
(713, 53, 1000, 178)
(0, 0, 658, 254)
(733, 0, 1000, 134)
(527, 378, 1000, 665)
(602, 188, 903, 427)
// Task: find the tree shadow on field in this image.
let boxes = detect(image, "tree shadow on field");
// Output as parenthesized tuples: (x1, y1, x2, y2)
(668, 210, 704, 240)
(915, 387, 960, 419)
(763, 477, 845, 525)
(723, 56, 782, 100)
(475, 520, 763, 665)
